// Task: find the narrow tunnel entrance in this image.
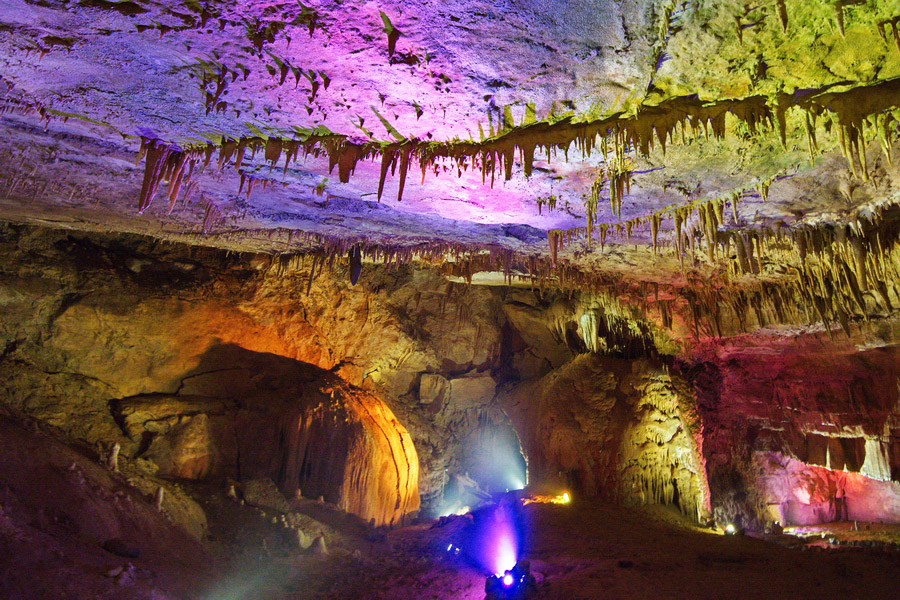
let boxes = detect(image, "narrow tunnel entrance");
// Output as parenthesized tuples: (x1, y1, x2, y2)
(441, 423, 528, 515)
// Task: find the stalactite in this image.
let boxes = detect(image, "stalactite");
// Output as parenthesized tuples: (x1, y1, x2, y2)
(756, 180, 769, 202)
(201, 200, 220, 234)
(129, 75, 900, 224)
(650, 213, 660, 254)
(349, 245, 362, 285)
(547, 229, 561, 267)
(579, 310, 599, 353)
(878, 16, 900, 53)
(835, 2, 847, 37)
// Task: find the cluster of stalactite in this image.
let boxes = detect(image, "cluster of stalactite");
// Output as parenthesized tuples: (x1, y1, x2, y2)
(86, 0, 322, 48)
(0, 87, 41, 118)
(0, 83, 119, 133)
(709, 0, 898, 56)
(133, 76, 900, 223)
(186, 52, 330, 117)
(587, 135, 632, 228)
(687, 205, 900, 339)
(177, 198, 900, 351)
(578, 302, 663, 359)
(731, 0, 871, 41)
(560, 83, 900, 254)
(549, 175, 778, 258)
(879, 15, 900, 51)
(548, 179, 900, 346)
(229, 225, 652, 304)
(833, 0, 866, 37)
(795, 80, 900, 179)
(429, 212, 900, 344)
(10, 45, 900, 348)
(16, 0, 326, 118)
(6, 99, 899, 349)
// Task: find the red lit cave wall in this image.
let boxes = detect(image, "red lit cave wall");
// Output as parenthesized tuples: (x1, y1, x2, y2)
(680, 333, 900, 528)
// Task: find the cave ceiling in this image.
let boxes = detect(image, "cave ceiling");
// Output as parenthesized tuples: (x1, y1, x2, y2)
(3, 0, 900, 334)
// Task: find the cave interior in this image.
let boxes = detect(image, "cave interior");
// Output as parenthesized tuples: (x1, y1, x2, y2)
(3, 0, 900, 598)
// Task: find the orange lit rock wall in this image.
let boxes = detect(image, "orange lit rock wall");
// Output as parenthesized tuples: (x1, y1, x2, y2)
(171, 345, 420, 526)
(0, 225, 500, 511)
(81, 345, 422, 527)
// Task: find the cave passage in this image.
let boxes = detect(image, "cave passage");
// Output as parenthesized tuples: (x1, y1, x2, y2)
(7, 0, 900, 595)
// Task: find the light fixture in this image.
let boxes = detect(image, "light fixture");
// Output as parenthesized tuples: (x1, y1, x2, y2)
(484, 560, 537, 599)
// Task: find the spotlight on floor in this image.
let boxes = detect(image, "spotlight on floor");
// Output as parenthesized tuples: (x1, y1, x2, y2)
(522, 491, 571, 506)
(484, 560, 537, 600)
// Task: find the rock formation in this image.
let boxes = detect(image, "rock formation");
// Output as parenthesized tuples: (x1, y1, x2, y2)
(5, 3, 900, 596)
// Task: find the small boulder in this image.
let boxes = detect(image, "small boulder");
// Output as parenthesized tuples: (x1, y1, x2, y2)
(243, 478, 291, 513)
(295, 529, 314, 550)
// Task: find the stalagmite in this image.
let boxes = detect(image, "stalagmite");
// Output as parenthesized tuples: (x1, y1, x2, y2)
(105, 442, 120, 473)
(861, 439, 892, 481)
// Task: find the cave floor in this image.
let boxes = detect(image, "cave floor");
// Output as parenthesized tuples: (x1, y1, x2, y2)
(4, 405, 900, 600)
(220, 502, 900, 600)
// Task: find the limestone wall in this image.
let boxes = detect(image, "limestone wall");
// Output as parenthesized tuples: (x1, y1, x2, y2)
(682, 331, 900, 528)
(0, 222, 713, 522)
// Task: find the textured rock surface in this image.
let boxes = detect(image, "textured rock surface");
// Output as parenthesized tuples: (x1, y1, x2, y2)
(500, 353, 708, 518)
(9, 219, 900, 532)
(1, 0, 899, 303)
(0, 0, 658, 247)
(681, 329, 900, 527)
(0, 222, 710, 521)
(7, 2, 900, 596)
(0, 407, 215, 599)
(0, 223, 514, 515)
(0, 225, 424, 526)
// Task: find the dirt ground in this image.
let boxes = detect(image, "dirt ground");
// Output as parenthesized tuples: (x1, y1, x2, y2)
(313, 502, 900, 600)
(183, 499, 900, 600)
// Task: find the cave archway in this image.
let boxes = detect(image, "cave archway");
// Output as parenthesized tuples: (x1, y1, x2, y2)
(129, 343, 420, 526)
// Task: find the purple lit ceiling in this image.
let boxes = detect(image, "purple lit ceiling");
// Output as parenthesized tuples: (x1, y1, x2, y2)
(1, 0, 898, 274)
